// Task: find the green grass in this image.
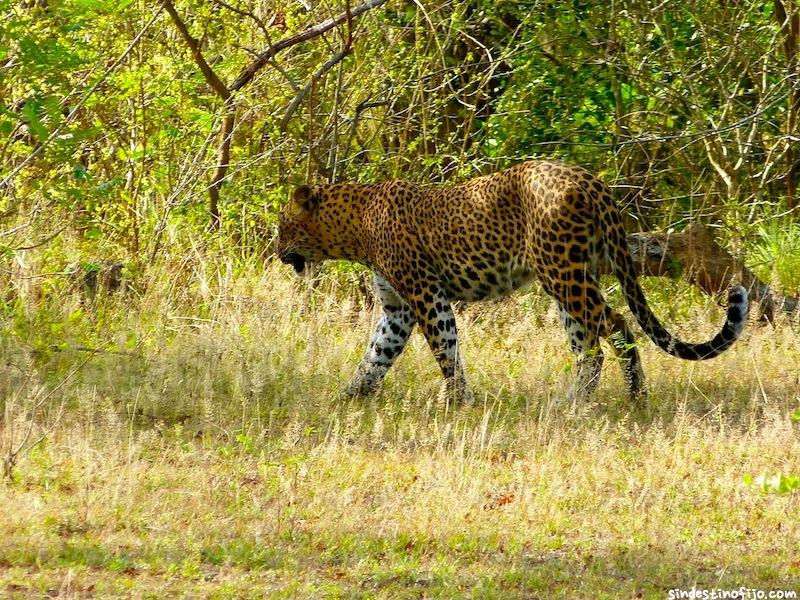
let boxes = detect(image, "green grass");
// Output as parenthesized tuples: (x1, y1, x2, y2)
(750, 220, 800, 295)
(1, 261, 799, 598)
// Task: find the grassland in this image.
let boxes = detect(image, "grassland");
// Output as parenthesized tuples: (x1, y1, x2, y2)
(1, 258, 799, 598)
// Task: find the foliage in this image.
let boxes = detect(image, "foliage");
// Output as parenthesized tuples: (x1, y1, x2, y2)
(2, 0, 799, 269)
(2, 2, 800, 593)
(750, 220, 800, 293)
(744, 472, 800, 495)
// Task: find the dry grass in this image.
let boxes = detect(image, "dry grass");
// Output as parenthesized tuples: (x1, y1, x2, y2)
(1, 258, 799, 598)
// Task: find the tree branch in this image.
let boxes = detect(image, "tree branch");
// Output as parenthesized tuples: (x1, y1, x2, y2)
(164, 0, 388, 229)
(230, 0, 388, 92)
(162, 0, 231, 100)
(211, 0, 273, 38)
(280, 48, 351, 132)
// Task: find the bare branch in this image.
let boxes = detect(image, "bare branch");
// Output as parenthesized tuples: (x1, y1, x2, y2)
(208, 113, 235, 228)
(281, 48, 351, 132)
(230, 0, 388, 92)
(162, 0, 231, 100)
(211, 0, 272, 37)
(201, 0, 386, 228)
(13, 225, 67, 251)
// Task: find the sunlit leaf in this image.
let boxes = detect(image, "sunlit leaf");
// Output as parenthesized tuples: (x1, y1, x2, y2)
(84, 227, 102, 241)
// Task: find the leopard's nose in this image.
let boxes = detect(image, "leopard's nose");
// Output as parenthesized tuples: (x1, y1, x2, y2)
(280, 252, 306, 274)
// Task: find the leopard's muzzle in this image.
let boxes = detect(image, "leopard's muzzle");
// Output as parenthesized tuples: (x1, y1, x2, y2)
(280, 252, 306, 275)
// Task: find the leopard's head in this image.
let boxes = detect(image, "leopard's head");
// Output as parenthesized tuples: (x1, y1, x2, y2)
(276, 185, 329, 276)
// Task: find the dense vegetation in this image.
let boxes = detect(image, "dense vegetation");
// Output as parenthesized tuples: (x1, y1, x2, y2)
(1, 0, 799, 597)
(3, 0, 800, 263)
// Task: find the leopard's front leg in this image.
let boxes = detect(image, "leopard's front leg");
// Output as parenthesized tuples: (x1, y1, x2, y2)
(407, 281, 472, 404)
(346, 274, 416, 397)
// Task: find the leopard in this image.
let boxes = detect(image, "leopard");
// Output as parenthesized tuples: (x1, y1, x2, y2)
(276, 160, 748, 403)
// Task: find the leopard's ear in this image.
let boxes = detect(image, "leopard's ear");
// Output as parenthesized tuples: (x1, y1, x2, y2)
(293, 185, 319, 212)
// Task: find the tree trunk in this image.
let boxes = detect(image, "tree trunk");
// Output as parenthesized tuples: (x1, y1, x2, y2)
(775, 0, 800, 208)
(165, 0, 389, 229)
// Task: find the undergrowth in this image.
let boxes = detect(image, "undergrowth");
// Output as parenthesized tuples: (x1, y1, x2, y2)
(1, 251, 799, 598)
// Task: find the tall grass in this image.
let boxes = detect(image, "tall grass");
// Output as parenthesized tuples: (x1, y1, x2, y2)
(751, 220, 800, 295)
(1, 249, 799, 598)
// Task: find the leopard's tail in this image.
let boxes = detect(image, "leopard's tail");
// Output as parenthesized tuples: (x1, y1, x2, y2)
(598, 194, 748, 360)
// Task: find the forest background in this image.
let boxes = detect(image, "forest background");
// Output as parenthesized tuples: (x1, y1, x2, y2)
(1, 0, 799, 597)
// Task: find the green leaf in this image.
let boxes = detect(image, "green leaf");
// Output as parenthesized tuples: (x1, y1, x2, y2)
(778, 475, 800, 494)
(745, 472, 800, 495)
(620, 82, 633, 104)
(21, 100, 48, 141)
(83, 227, 102, 241)
(73, 164, 88, 181)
